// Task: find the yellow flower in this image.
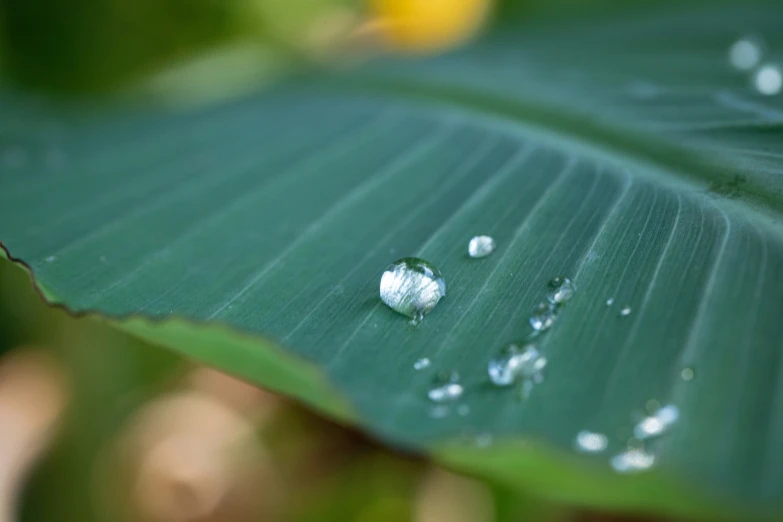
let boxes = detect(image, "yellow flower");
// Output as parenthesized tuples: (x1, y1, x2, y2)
(366, 0, 492, 52)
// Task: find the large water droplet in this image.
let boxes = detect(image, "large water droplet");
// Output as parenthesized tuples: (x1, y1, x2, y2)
(428, 370, 463, 403)
(468, 235, 496, 258)
(619, 306, 632, 317)
(547, 276, 575, 304)
(488, 343, 546, 387)
(380, 257, 446, 323)
(530, 302, 557, 331)
(633, 404, 679, 440)
(414, 357, 431, 371)
(729, 37, 763, 71)
(753, 63, 782, 96)
(575, 431, 608, 453)
(610, 448, 656, 473)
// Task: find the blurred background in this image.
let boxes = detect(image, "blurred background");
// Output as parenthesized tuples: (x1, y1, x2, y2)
(0, 0, 672, 520)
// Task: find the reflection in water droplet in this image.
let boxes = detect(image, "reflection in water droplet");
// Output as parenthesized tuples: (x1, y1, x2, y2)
(633, 404, 679, 440)
(468, 235, 496, 258)
(488, 343, 545, 387)
(428, 370, 463, 403)
(380, 258, 445, 322)
(754, 64, 783, 96)
(457, 404, 470, 416)
(575, 431, 608, 453)
(606, 297, 614, 306)
(546, 276, 575, 304)
(530, 302, 557, 331)
(681, 367, 695, 381)
(414, 357, 431, 371)
(729, 37, 763, 71)
(619, 306, 632, 317)
(610, 448, 656, 473)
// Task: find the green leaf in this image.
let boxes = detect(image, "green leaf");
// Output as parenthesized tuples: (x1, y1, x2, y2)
(3, 2, 783, 519)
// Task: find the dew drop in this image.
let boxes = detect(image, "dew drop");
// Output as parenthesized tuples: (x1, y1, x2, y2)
(681, 367, 695, 381)
(380, 257, 445, 322)
(475, 433, 493, 448)
(633, 404, 679, 440)
(729, 37, 763, 71)
(44, 256, 56, 263)
(547, 276, 575, 304)
(428, 370, 463, 403)
(575, 431, 608, 453)
(753, 63, 782, 96)
(2, 145, 28, 169)
(413, 357, 431, 371)
(606, 297, 614, 306)
(488, 343, 546, 387)
(429, 405, 449, 419)
(529, 302, 557, 331)
(619, 306, 632, 317)
(468, 235, 496, 258)
(610, 448, 656, 473)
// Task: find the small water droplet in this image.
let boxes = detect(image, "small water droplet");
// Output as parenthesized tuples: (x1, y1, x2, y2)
(610, 448, 656, 473)
(457, 404, 470, 416)
(44, 255, 56, 263)
(475, 433, 493, 448)
(428, 370, 463, 403)
(754, 63, 782, 96)
(633, 404, 679, 440)
(530, 302, 557, 331)
(429, 405, 449, 418)
(619, 306, 632, 317)
(606, 297, 614, 306)
(413, 358, 431, 371)
(380, 257, 446, 322)
(2, 145, 28, 169)
(488, 343, 545, 387)
(729, 37, 763, 71)
(546, 276, 575, 304)
(681, 367, 695, 381)
(468, 235, 496, 258)
(575, 431, 608, 453)
(645, 399, 661, 414)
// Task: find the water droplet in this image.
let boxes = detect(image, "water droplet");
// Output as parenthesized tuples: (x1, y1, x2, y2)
(429, 405, 449, 418)
(428, 370, 463, 403)
(468, 235, 496, 258)
(606, 297, 614, 306)
(529, 302, 557, 331)
(575, 431, 608, 453)
(380, 257, 446, 322)
(2, 145, 28, 169)
(546, 276, 575, 304)
(414, 357, 431, 370)
(633, 404, 679, 440)
(610, 448, 656, 473)
(488, 343, 546, 387)
(475, 433, 493, 448)
(729, 37, 763, 71)
(44, 256, 56, 263)
(619, 306, 632, 317)
(681, 367, 695, 381)
(457, 404, 470, 416)
(754, 63, 782, 96)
